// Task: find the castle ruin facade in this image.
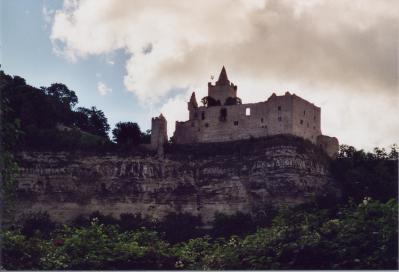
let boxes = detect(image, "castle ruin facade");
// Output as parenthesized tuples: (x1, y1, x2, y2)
(152, 67, 338, 157)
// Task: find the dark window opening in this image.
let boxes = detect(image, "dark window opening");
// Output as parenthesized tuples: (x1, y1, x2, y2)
(194, 112, 198, 119)
(234, 121, 238, 126)
(303, 110, 306, 116)
(261, 118, 264, 123)
(205, 123, 209, 127)
(278, 106, 281, 111)
(201, 112, 205, 120)
(314, 116, 316, 121)
(313, 126, 316, 130)
(300, 120, 304, 125)
(278, 117, 282, 122)
(101, 183, 107, 193)
(220, 108, 227, 121)
(307, 122, 309, 128)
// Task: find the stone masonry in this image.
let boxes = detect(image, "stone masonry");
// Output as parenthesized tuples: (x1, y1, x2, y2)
(166, 67, 338, 157)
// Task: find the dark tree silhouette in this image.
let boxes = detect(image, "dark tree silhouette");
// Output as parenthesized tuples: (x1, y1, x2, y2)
(76, 107, 110, 138)
(112, 122, 142, 146)
(224, 96, 242, 105)
(41, 83, 78, 108)
(201, 96, 221, 107)
(332, 144, 398, 202)
(1, 71, 113, 150)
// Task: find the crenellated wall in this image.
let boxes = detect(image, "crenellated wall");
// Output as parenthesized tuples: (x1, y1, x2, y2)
(12, 137, 339, 224)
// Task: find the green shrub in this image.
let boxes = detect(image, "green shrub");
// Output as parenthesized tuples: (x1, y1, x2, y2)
(2, 199, 397, 270)
(211, 212, 255, 238)
(19, 211, 57, 238)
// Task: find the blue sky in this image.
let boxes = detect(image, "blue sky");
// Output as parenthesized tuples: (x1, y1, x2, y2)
(1, 0, 398, 150)
(1, 0, 153, 133)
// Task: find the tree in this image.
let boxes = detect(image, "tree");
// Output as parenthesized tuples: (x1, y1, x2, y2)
(1, 72, 21, 222)
(12, 75, 26, 86)
(224, 97, 242, 106)
(42, 83, 78, 109)
(112, 122, 142, 146)
(332, 144, 398, 202)
(141, 129, 151, 144)
(201, 96, 221, 107)
(75, 107, 110, 138)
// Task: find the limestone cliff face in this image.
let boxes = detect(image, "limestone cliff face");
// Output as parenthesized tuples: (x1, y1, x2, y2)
(13, 136, 337, 223)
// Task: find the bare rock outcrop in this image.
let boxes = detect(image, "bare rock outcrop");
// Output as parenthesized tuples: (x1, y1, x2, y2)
(13, 136, 338, 223)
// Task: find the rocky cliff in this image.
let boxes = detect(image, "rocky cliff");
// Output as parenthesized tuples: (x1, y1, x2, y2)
(12, 135, 338, 223)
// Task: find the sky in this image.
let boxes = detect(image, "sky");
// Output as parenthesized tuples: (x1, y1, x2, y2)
(1, 0, 398, 151)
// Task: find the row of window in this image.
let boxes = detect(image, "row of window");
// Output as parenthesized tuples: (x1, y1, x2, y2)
(192, 118, 317, 129)
(197, 107, 317, 120)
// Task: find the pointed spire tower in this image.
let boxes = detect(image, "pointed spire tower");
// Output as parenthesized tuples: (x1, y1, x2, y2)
(189, 92, 198, 108)
(207, 66, 237, 105)
(188, 91, 198, 119)
(215, 66, 230, 86)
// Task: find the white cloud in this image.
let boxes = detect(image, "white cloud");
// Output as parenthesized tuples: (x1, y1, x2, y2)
(97, 81, 112, 96)
(49, 0, 399, 150)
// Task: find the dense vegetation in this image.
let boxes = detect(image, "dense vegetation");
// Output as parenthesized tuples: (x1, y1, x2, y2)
(2, 198, 397, 270)
(1, 71, 398, 269)
(0, 71, 150, 152)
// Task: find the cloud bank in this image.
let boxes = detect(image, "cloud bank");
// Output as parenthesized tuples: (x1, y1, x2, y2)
(49, 0, 398, 150)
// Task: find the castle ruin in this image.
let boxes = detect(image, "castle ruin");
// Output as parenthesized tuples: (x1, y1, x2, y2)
(152, 67, 338, 157)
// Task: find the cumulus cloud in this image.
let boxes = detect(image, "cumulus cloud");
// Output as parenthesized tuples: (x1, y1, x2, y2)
(97, 81, 112, 96)
(49, 0, 398, 150)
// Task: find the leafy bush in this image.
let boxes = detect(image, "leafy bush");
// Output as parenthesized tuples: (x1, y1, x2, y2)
(1, 230, 45, 270)
(176, 198, 398, 270)
(2, 199, 397, 270)
(211, 212, 255, 238)
(159, 212, 203, 243)
(19, 211, 57, 238)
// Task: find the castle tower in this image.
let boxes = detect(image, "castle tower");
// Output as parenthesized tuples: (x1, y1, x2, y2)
(208, 66, 237, 105)
(151, 114, 168, 152)
(188, 92, 198, 120)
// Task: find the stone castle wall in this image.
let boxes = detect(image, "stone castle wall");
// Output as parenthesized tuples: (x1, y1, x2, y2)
(174, 93, 322, 145)
(12, 137, 338, 224)
(291, 95, 322, 141)
(150, 115, 168, 151)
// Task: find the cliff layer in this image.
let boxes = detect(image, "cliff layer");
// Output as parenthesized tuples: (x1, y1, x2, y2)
(13, 136, 338, 223)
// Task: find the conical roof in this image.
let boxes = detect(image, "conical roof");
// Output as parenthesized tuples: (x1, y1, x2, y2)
(189, 92, 198, 107)
(216, 66, 230, 85)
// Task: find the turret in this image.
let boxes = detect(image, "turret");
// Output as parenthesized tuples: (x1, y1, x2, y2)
(207, 66, 237, 106)
(151, 114, 168, 153)
(188, 92, 198, 120)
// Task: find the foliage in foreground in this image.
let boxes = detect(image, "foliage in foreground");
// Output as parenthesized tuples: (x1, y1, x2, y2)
(2, 198, 397, 270)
